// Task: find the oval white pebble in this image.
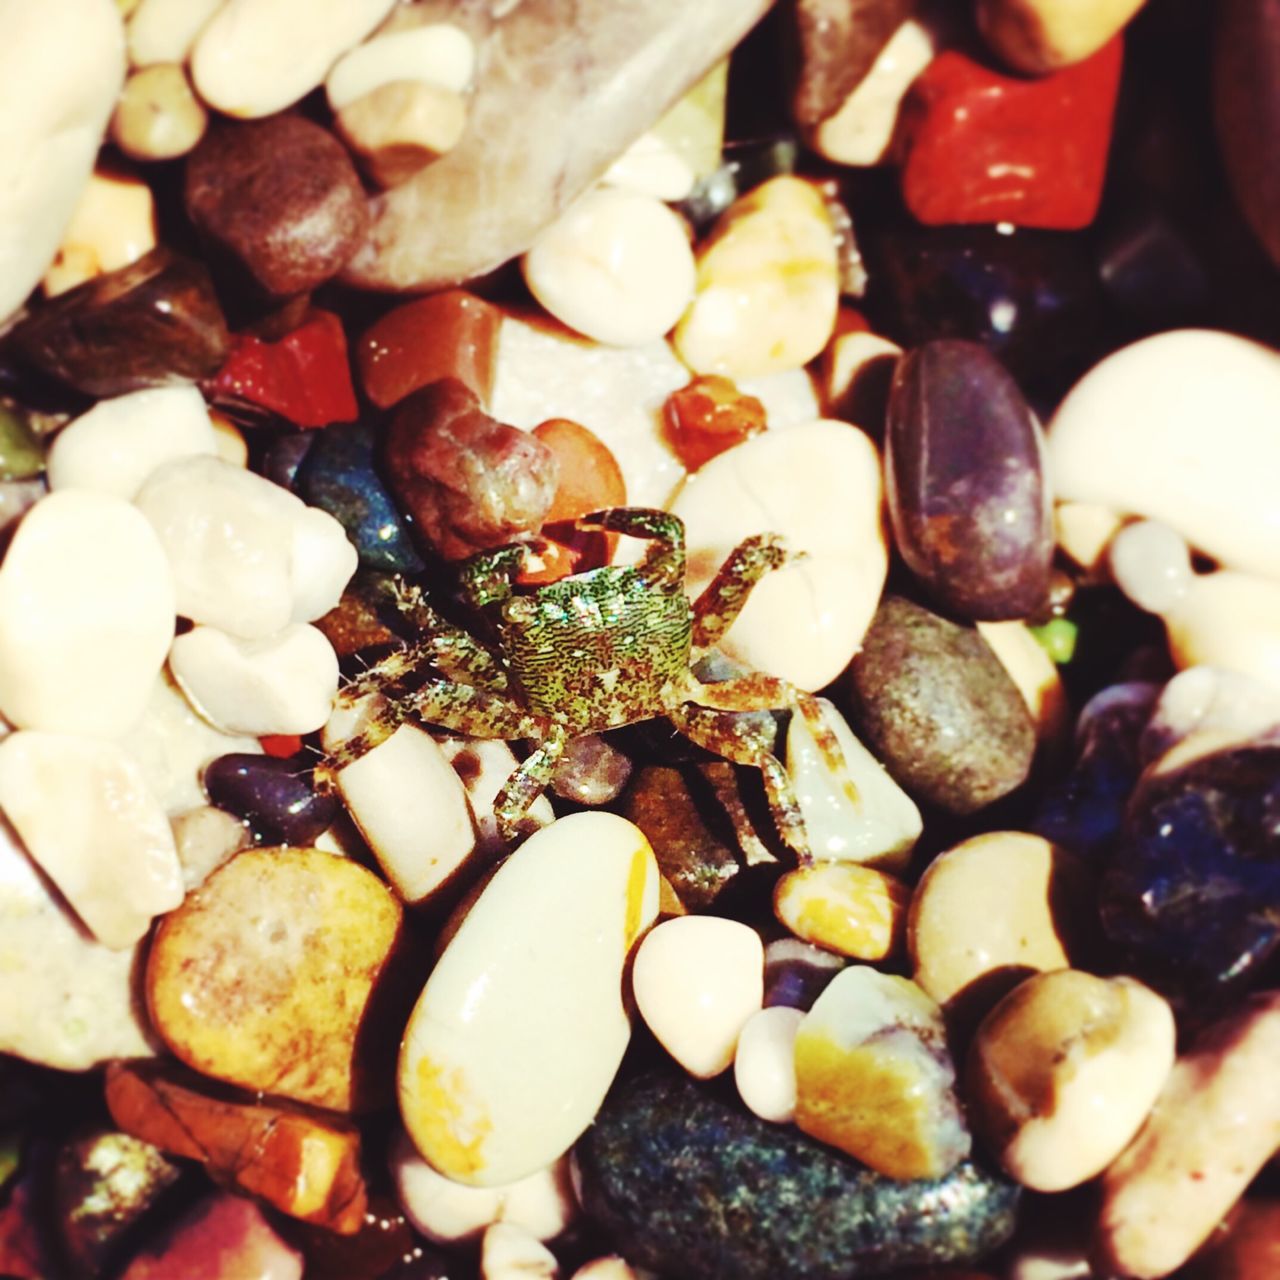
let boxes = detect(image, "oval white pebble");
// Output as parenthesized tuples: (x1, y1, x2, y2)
(0, 490, 175, 736)
(671, 420, 888, 690)
(1142, 666, 1280, 763)
(398, 812, 659, 1186)
(47, 385, 216, 499)
(481, 1222, 559, 1280)
(734, 1005, 804, 1123)
(633, 915, 763, 1079)
(601, 131, 696, 202)
(523, 188, 696, 347)
(326, 24, 475, 110)
(126, 0, 224, 67)
(1108, 520, 1193, 616)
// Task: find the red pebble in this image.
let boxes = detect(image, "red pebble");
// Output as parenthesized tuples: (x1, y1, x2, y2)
(212, 309, 358, 428)
(259, 734, 303, 759)
(662, 375, 767, 472)
(900, 38, 1123, 231)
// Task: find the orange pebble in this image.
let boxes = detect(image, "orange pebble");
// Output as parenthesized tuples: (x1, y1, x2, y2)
(259, 734, 303, 758)
(662, 375, 767, 472)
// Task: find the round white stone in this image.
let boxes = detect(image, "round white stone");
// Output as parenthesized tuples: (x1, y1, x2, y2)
(326, 24, 475, 110)
(1108, 520, 1193, 616)
(633, 915, 763, 1079)
(481, 1223, 558, 1280)
(523, 188, 696, 347)
(126, 0, 224, 67)
(734, 1005, 804, 1124)
(601, 131, 696, 202)
(0, 490, 175, 737)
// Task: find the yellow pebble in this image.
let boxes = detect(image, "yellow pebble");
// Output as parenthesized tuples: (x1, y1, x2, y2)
(773, 862, 909, 960)
(42, 166, 157, 297)
(111, 64, 208, 162)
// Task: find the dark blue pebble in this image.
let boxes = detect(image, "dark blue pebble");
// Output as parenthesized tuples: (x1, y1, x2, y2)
(203, 753, 338, 847)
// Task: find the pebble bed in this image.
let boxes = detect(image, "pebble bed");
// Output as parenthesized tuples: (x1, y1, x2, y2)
(1, 1, 1280, 1279)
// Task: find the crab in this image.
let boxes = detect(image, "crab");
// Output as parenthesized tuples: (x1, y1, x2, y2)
(317, 507, 855, 861)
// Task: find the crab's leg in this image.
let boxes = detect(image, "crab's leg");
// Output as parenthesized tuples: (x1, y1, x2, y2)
(688, 532, 788, 656)
(492, 721, 569, 840)
(381, 578, 509, 691)
(457, 545, 528, 610)
(576, 508, 685, 591)
(667, 701, 811, 863)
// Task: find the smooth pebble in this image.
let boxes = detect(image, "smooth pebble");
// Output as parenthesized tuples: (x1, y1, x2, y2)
(1141, 666, 1280, 762)
(1161, 570, 1280, 695)
(1108, 519, 1193, 615)
(126, 0, 223, 65)
(481, 1223, 559, 1280)
(763, 937, 845, 1011)
(169, 804, 249, 892)
(435, 736, 555, 858)
(326, 24, 475, 109)
(202, 753, 338, 847)
(601, 131, 696, 202)
(42, 165, 156, 297)
(570, 1260, 638, 1280)
(979, 0, 1148, 75)
(733, 1005, 804, 1124)
(337, 80, 470, 188)
(112, 63, 207, 162)
(774, 861, 910, 961)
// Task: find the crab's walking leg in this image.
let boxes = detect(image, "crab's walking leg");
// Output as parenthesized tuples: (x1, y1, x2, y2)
(493, 721, 569, 840)
(689, 533, 788, 656)
(577, 508, 686, 591)
(668, 701, 811, 863)
(458, 544, 527, 609)
(383, 578, 509, 690)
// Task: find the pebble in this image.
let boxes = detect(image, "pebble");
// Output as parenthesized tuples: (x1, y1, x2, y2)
(601, 131, 696, 202)
(0, 490, 174, 737)
(42, 165, 156, 297)
(774, 862, 910, 961)
(976, 619, 1071, 752)
(886, 340, 1052, 621)
(845, 596, 1037, 814)
(392, 1130, 576, 1246)
(662, 375, 767, 474)
(398, 812, 658, 1186)
(1108, 519, 1193, 616)
(1179, 1198, 1280, 1280)
(794, 966, 971, 1180)
(326, 23, 476, 109)
(126, 0, 222, 65)
(979, 0, 1147, 74)
(435, 736, 556, 858)
(1141, 667, 1280, 764)
(0, 0, 125, 325)
(0, 407, 44, 483)
(633, 916, 763, 1079)
(202, 752, 339, 847)
(170, 622, 340, 737)
(910, 831, 1091, 1026)
(966, 970, 1175, 1192)
(1047, 330, 1280, 580)
(134, 454, 358, 640)
(111, 64, 209, 161)
(570, 1259, 639, 1280)
(901, 40, 1123, 229)
(190, 0, 396, 118)
(1096, 992, 1280, 1279)
(482, 1223, 559, 1280)
(46, 385, 216, 500)
(672, 420, 888, 691)
(734, 1005, 804, 1126)
(822, 326, 902, 426)
(169, 803, 249, 891)
(0, 730, 181, 949)
(336, 80, 470, 189)
(523, 188, 696, 347)
(185, 116, 371, 297)
(674, 176, 839, 379)
(763, 937, 845, 1011)
(575, 1067, 1020, 1280)
(548, 734, 632, 807)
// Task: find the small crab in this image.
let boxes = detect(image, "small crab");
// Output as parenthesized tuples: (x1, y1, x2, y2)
(318, 508, 854, 861)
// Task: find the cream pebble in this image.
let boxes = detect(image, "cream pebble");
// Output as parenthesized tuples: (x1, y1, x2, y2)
(481, 1223, 559, 1280)
(978, 0, 1147, 75)
(435, 736, 555, 857)
(733, 1005, 804, 1123)
(392, 1129, 577, 1246)
(570, 1260, 638, 1280)
(1096, 991, 1280, 1279)
(672, 420, 887, 690)
(0, 491, 175, 737)
(325, 23, 475, 109)
(0, 0, 125, 324)
(111, 63, 208, 162)
(633, 916, 763, 1079)
(674, 176, 839, 379)
(126, 0, 223, 66)
(209, 411, 249, 467)
(977, 620, 1071, 752)
(523, 189, 696, 348)
(191, 0, 396, 118)
(336, 80, 469, 188)
(601, 131, 697, 202)
(967, 970, 1176, 1192)
(1054, 500, 1126, 572)
(1141, 666, 1280, 762)
(1108, 519, 1193, 615)
(398, 812, 658, 1186)
(134, 455, 357, 640)
(0, 730, 182, 949)
(1161, 570, 1280, 694)
(169, 623, 339, 737)
(822, 330, 902, 426)
(47, 385, 216, 499)
(169, 804, 248, 891)
(774, 862, 910, 961)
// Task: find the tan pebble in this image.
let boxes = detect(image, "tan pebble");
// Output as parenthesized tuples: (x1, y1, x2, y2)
(774, 862, 909, 961)
(112, 63, 208, 161)
(977, 620, 1071, 752)
(978, 0, 1147, 75)
(435, 735, 554, 856)
(632, 915, 763, 1078)
(674, 176, 839, 379)
(42, 165, 156, 296)
(649, 58, 728, 180)
(336, 79, 469, 188)
(326, 23, 475, 109)
(601, 131, 696, 202)
(733, 1005, 803, 1123)
(1096, 991, 1280, 1279)
(571, 1259, 638, 1280)
(909, 831, 1090, 1024)
(481, 1222, 559, 1280)
(1055, 500, 1126, 572)
(967, 970, 1175, 1192)
(126, 0, 223, 66)
(169, 804, 249, 892)
(1162, 570, 1280, 695)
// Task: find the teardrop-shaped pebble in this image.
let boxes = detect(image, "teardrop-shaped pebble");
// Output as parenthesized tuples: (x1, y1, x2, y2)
(632, 916, 763, 1079)
(886, 341, 1052, 621)
(733, 1005, 804, 1124)
(774, 862, 910, 961)
(203, 753, 338, 847)
(0, 490, 175, 736)
(398, 812, 659, 1186)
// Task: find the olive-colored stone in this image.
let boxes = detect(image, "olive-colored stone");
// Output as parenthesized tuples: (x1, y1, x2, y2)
(844, 596, 1036, 814)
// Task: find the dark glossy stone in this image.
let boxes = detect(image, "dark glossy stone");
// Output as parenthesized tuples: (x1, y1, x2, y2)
(844, 596, 1036, 814)
(8, 247, 230, 398)
(575, 1068, 1020, 1280)
(886, 340, 1052, 621)
(261, 430, 316, 490)
(295, 421, 425, 574)
(203, 753, 338, 846)
(764, 939, 844, 1011)
(1101, 739, 1280, 998)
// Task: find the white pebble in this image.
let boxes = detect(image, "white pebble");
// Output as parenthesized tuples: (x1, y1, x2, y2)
(0, 490, 174, 736)
(523, 188, 695, 348)
(633, 915, 763, 1079)
(0, 730, 181, 948)
(734, 1005, 803, 1123)
(602, 131, 696, 202)
(134, 455, 356, 640)
(481, 1223, 559, 1280)
(1141, 666, 1280, 763)
(169, 803, 248, 891)
(191, 0, 396, 118)
(326, 24, 475, 110)
(47, 385, 216, 499)
(435, 736, 555, 856)
(127, 0, 225, 66)
(570, 1260, 638, 1280)
(1162, 570, 1280, 694)
(1108, 520, 1193, 615)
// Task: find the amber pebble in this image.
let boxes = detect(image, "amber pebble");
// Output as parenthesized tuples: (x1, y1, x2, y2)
(662, 375, 767, 472)
(773, 863, 910, 961)
(886, 341, 1052, 622)
(185, 115, 370, 297)
(9, 246, 230, 397)
(383, 378, 558, 561)
(357, 290, 501, 410)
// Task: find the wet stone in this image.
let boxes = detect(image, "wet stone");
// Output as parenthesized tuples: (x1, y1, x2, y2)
(9, 246, 230, 397)
(886, 340, 1052, 621)
(844, 596, 1037, 814)
(203, 752, 339, 847)
(575, 1067, 1020, 1280)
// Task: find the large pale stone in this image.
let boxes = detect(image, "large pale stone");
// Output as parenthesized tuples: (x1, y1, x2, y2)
(127, 0, 224, 66)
